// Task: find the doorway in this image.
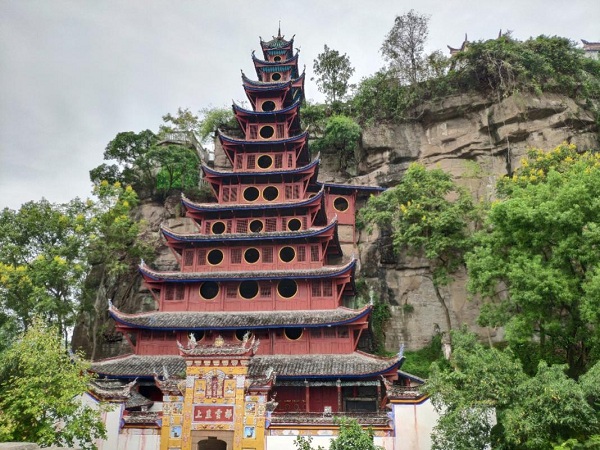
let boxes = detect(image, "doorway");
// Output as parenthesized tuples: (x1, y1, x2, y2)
(198, 437, 227, 450)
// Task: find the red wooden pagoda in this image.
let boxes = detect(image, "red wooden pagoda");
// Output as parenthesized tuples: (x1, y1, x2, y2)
(91, 29, 401, 450)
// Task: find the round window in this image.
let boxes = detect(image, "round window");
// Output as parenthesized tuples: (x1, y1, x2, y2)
(211, 221, 226, 234)
(259, 126, 275, 139)
(261, 101, 276, 112)
(273, 56, 282, 62)
(284, 328, 303, 340)
(243, 187, 260, 202)
(249, 220, 264, 233)
(263, 186, 279, 202)
(244, 248, 260, 264)
(258, 154, 273, 168)
(200, 282, 219, 300)
(279, 246, 295, 263)
(239, 281, 259, 299)
(277, 279, 298, 299)
(287, 218, 302, 231)
(271, 72, 282, 81)
(207, 249, 223, 265)
(235, 329, 253, 341)
(333, 197, 349, 212)
(190, 330, 205, 341)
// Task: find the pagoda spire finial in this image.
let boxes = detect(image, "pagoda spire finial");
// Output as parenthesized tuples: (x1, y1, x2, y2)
(278, 21, 281, 38)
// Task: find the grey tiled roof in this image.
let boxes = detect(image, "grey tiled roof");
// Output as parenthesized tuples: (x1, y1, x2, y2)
(110, 305, 370, 330)
(139, 258, 356, 282)
(125, 391, 154, 409)
(91, 351, 400, 379)
(92, 355, 186, 378)
(249, 352, 401, 378)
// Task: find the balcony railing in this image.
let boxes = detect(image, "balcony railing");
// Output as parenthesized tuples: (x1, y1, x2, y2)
(269, 411, 390, 427)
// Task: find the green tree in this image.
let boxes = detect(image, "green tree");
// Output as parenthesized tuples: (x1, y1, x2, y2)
(159, 107, 201, 136)
(381, 10, 430, 85)
(294, 418, 382, 450)
(0, 199, 91, 343)
(0, 319, 106, 448)
(312, 44, 355, 103)
(89, 129, 157, 194)
(466, 144, 600, 377)
(311, 115, 361, 172)
(198, 106, 236, 143)
(427, 330, 600, 449)
(147, 144, 200, 197)
(360, 163, 476, 346)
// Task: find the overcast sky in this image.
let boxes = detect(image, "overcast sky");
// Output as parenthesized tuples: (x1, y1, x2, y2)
(1, 0, 598, 210)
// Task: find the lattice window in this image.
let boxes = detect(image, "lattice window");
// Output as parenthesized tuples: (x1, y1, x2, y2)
(322, 281, 333, 297)
(297, 246, 306, 262)
(323, 328, 336, 338)
(310, 328, 321, 338)
(338, 327, 349, 338)
(311, 281, 321, 297)
(197, 249, 207, 266)
(222, 187, 230, 202)
(287, 154, 293, 168)
(183, 250, 194, 267)
(262, 247, 273, 263)
(275, 154, 283, 168)
(247, 155, 256, 169)
(277, 123, 285, 139)
(204, 221, 211, 234)
(226, 285, 238, 298)
(175, 284, 185, 300)
(293, 185, 300, 199)
(302, 217, 308, 229)
(281, 217, 287, 230)
(164, 285, 175, 301)
(231, 248, 242, 264)
(260, 284, 272, 297)
(265, 218, 277, 232)
(236, 220, 248, 234)
(285, 185, 292, 199)
(249, 125, 258, 140)
(236, 156, 243, 169)
(230, 187, 238, 202)
(310, 245, 320, 262)
(226, 220, 232, 233)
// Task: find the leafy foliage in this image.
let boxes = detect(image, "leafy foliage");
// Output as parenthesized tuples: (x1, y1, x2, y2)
(0, 319, 106, 448)
(294, 418, 383, 450)
(427, 329, 600, 449)
(466, 144, 600, 377)
(312, 44, 355, 103)
(311, 115, 361, 172)
(198, 106, 236, 142)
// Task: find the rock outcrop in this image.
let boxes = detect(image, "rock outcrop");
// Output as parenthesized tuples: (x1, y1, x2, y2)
(352, 92, 597, 350)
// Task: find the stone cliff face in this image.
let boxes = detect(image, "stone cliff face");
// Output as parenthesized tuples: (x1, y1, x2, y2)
(350, 92, 597, 350)
(72, 92, 598, 358)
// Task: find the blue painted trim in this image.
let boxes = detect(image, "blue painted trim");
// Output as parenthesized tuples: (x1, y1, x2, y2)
(202, 156, 318, 177)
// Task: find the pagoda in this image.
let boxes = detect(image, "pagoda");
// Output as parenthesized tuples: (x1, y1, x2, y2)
(90, 29, 404, 450)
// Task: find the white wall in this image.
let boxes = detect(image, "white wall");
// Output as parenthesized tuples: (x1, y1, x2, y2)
(392, 399, 438, 450)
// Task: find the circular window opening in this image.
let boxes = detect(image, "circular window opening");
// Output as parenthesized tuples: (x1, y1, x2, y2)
(235, 329, 253, 341)
(190, 330, 205, 341)
(259, 126, 275, 139)
(244, 248, 260, 264)
(200, 282, 219, 300)
(207, 249, 223, 265)
(211, 221, 226, 234)
(257, 154, 273, 168)
(249, 220, 264, 233)
(287, 218, 302, 231)
(277, 279, 298, 298)
(334, 197, 349, 212)
(284, 328, 303, 340)
(243, 187, 260, 202)
(271, 72, 282, 81)
(263, 186, 279, 202)
(273, 56, 282, 62)
(239, 281, 259, 299)
(279, 246, 296, 263)
(261, 101, 276, 112)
